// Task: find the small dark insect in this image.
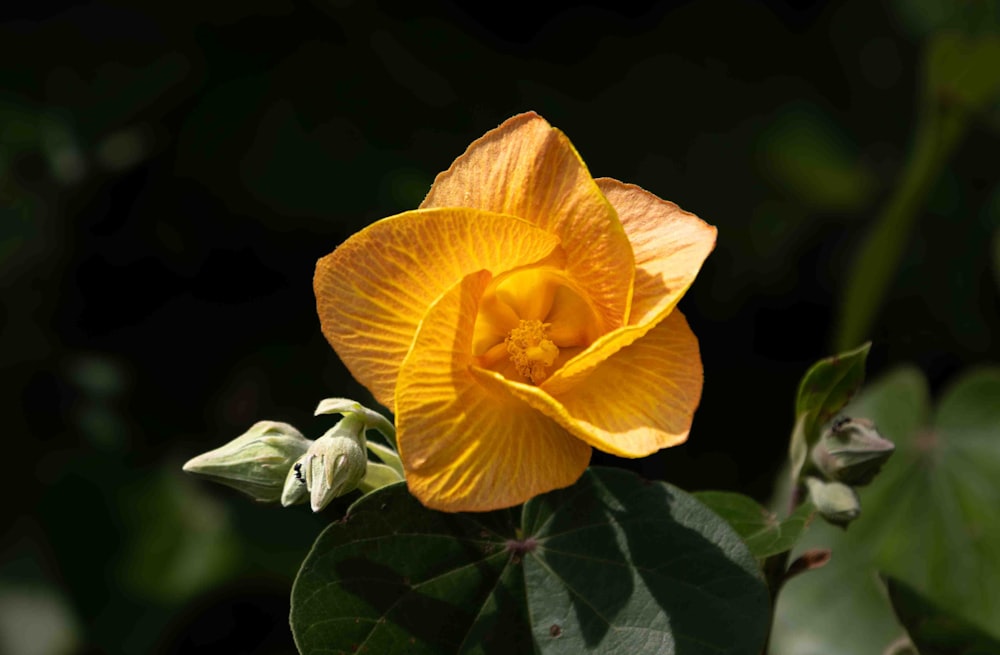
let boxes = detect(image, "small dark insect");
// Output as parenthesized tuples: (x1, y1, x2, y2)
(293, 462, 305, 483)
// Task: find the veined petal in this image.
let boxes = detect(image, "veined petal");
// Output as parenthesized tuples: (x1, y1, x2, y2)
(485, 310, 703, 458)
(395, 270, 591, 512)
(539, 179, 716, 397)
(421, 112, 635, 332)
(597, 178, 717, 327)
(315, 208, 562, 410)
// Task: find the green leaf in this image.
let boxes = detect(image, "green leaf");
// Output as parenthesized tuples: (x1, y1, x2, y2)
(883, 575, 1000, 655)
(758, 103, 875, 212)
(773, 366, 1000, 654)
(291, 468, 769, 654)
(788, 342, 872, 480)
(833, 33, 1000, 352)
(118, 471, 240, 602)
(693, 491, 813, 559)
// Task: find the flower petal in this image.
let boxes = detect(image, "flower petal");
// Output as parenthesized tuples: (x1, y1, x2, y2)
(539, 179, 716, 397)
(421, 112, 635, 332)
(484, 310, 703, 458)
(395, 270, 591, 512)
(315, 208, 562, 410)
(598, 178, 717, 327)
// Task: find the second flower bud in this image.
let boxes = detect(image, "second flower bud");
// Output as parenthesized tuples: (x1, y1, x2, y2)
(284, 414, 369, 512)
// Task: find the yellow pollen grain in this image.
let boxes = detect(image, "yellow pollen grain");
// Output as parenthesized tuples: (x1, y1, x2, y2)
(506, 319, 559, 384)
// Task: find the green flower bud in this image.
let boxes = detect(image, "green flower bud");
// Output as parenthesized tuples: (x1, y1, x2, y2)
(281, 454, 310, 507)
(303, 414, 368, 512)
(315, 397, 397, 450)
(811, 417, 895, 486)
(183, 421, 311, 502)
(806, 476, 862, 528)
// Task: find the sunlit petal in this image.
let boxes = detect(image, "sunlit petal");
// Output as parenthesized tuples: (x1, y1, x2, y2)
(597, 178, 717, 327)
(539, 180, 716, 397)
(315, 208, 562, 409)
(491, 310, 703, 458)
(421, 112, 635, 332)
(395, 270, 591, 512)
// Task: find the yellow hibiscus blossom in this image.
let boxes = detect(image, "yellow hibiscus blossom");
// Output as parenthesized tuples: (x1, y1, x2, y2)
(314, 112, 716, 512)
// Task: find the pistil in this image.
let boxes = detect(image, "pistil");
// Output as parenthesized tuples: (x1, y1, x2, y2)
(506, 319, 559, 384)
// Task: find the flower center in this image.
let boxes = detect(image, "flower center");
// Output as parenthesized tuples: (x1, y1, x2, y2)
(506, 320, 559, 384)
(472, 265, 603, 384)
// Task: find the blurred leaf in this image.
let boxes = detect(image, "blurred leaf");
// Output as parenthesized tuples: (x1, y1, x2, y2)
(118, 470, 240, 603)
(0, 95, 84, 184)
(835, 31, 1000, 351)
(95, 126, 153, 172)
(758, 104, 875, 212)
(926, 33, 1000, 113)
(883, 575, 1000, 655)
(67, 355, 129, 449)
(0, 95, 41, 151)
(68, 354, 125, 399)
(788, 342, 872, 480)
(291, 468, 769, 654)
(694, 490, 813, 560)
(773, 366, 1000, 654)
(0, 585, 81, 655)
(890, 0, 1000, 38)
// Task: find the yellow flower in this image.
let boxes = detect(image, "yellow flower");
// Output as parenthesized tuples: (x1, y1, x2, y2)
(314, 112, 716, 512)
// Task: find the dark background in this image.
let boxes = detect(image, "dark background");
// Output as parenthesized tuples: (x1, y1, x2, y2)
(3, 1, 998, 653)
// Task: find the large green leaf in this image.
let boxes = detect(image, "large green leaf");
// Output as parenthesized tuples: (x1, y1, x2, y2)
(773, 366, 1000, 654)
(291, 468, 769, 654)
(788, 343, 872, 480)
(693, 491, 813, 560)
(884, 575, 1000, 655)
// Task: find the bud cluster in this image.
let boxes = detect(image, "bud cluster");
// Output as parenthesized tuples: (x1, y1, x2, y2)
(183, 399, 404, 512)
(804, 416, 895, 528)
(811, 417, 895, 486)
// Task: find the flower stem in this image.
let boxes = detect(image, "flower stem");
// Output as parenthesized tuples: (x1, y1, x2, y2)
(833, 81, 969, 351)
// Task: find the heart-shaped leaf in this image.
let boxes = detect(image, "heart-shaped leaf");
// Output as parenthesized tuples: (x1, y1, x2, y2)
(773, 366, 1000, 654)
(883, 574, 1000, 655)
(291, 467, 769, 654)
(694, 491, 813, 560)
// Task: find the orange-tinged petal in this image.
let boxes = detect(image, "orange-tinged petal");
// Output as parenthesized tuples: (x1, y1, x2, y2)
(483, 310, 703, 458)
(597, 178, 717, 327)
(315, 208, 562, 410)
(538, 179, 716, 397)
(395, 270, 591, 512)
(421, 112, 635, 332)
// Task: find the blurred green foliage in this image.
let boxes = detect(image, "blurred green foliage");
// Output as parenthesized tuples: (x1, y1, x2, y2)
(2, 0, 998, 653)
(885, 575, 1000, 655)
(774, 366, 1000, 653)
(834, 28, 1000, 350)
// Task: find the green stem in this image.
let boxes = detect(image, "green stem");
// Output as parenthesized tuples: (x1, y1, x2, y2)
(833, 100, 968, 351)
(368, 412, 398, 450)
(759, 482, 804, 655)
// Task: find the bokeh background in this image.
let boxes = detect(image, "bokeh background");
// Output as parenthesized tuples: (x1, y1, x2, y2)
(3, 1, 998, 653)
